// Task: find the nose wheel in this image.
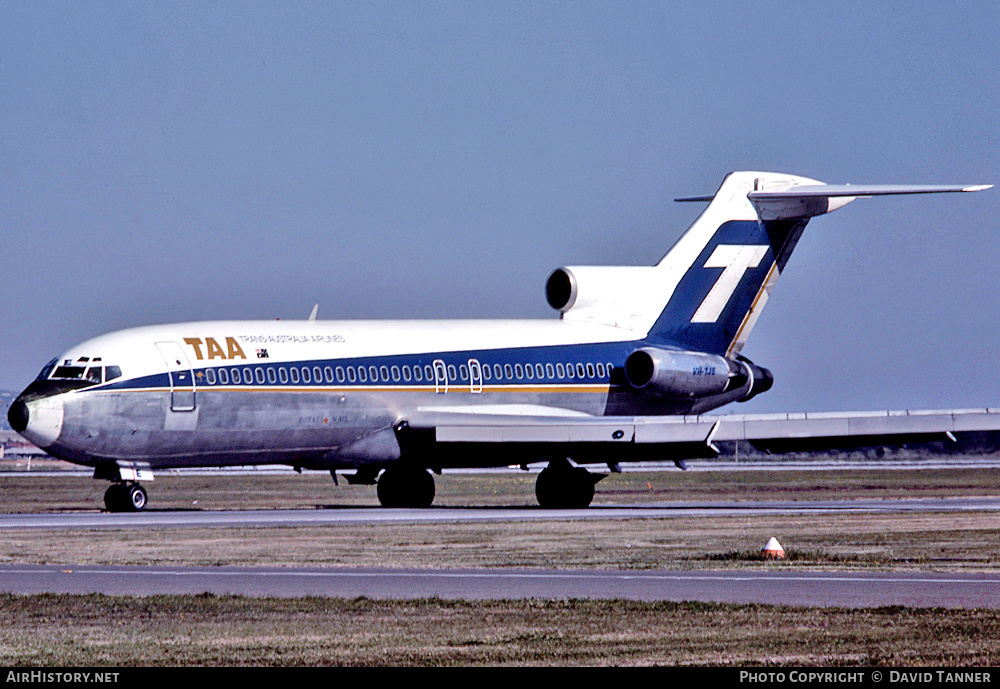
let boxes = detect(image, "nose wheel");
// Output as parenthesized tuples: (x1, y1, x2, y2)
(104, 482, 148, 512)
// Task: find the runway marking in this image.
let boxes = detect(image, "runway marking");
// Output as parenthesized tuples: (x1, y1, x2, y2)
(10, 566, 1000, 586)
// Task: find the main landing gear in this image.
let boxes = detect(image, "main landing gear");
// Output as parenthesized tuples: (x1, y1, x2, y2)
(377, 464, 436, 508)
(535, 459, 606, 509)
(104, 482, 148, 512)
(374, 458, 605, 509)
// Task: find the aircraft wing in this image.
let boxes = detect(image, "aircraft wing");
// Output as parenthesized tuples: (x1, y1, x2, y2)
(398, 406, 1000, 466)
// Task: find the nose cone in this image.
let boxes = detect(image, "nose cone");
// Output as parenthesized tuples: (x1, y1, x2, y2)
(8, 398, 29, 433)
(8, 393, 64, 448)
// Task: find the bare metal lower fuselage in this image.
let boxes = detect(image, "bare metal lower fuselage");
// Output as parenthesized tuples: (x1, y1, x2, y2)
(47, 386, 607, 471)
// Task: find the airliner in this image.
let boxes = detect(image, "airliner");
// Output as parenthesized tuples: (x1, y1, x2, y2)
(8, 171, 996, 512)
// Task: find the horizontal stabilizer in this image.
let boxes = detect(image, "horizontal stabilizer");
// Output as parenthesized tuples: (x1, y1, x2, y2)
(748, 183, 992, 200)
(749, 181, 991, 220)
(677, 177, 991, 221)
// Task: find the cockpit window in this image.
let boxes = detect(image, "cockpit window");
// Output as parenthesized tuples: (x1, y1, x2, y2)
(47, 358, 122, 385)
(52, 366, 87, 380)
(36, 359, 58, 380)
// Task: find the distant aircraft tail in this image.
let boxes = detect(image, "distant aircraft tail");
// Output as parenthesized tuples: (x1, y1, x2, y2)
(547, 171, 990, 357)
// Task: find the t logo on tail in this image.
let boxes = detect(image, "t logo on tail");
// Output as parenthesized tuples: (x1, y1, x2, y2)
(690, 244, 769, 323)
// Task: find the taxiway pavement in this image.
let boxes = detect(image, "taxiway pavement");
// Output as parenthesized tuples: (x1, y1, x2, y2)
(2, 564, 999, 608)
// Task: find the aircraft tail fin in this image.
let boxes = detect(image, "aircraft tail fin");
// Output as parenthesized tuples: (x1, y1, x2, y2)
(549, 172, 990, 358)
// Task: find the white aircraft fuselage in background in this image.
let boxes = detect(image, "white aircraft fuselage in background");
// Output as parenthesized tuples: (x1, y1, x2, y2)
(8, 172, 994, 511)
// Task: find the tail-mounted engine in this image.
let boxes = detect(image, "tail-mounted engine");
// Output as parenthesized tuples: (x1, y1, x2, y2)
(545, 265, 662, 331)
(624, 347, 772, 401)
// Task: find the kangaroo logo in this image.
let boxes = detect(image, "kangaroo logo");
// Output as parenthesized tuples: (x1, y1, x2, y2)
(690, 245, 769, 323)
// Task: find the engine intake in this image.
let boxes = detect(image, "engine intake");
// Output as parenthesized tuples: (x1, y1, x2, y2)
(545, 268, 577, 312)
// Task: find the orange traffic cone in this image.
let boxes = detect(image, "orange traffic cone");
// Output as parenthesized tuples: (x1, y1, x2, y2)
(761, 537, 785, 560)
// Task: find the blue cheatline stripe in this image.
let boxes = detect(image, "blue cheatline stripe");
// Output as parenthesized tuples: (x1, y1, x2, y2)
(93, 340, 642, 392)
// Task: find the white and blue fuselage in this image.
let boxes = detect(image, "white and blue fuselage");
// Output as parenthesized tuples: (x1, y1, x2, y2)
(24, 318, 686, 471)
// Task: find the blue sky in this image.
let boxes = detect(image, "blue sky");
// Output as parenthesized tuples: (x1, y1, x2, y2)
(2, 2, 998, 413)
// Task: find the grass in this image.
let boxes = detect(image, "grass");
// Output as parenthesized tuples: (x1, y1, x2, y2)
(2, 514, 1000, 571)
(2, 594, 1000, 667)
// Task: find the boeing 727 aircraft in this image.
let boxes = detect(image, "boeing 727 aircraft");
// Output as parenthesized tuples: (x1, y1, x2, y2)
(8, 171, 996, 511)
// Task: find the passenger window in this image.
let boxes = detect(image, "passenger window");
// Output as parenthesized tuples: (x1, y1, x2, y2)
(524, 364, 533, 379)
(302, 367, 311, 384)
(369, 366, 378, 381)
(556, 363, 565, 378)
(314, 366, 323, 383)
(346, 367, 356, 383)
(482, 365, 491, 381)
(206, 368, 216, 385)
(231, 368, 242, 384)
(596, 363, 605, 378)
(566, 364, 575, 379)
(336, 366, 346, 382)
(586, 363, 595, 378)
(255, 368, 265, 384)
(380, 365, 390, 381)
(402, 366, 411, 382)
(459, 365, 468, 381)
(514, 363, 524, 379)
(391, 365, 400, 381)
(545, 363, 555, 379)
(535, 363, 544, 379)
(423, 365, 433, 380)
(267, 367, 277, 384)
(504, 364, 513, 379)
(493, 364, 503, 379)
(219, 368, 230, 385)
(358, 367, 367, 383)
(325, 367, 334, 383)
(290, 367, 300, 384)
(278, 367, 288, 384)
(412, 366, 422, 382)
